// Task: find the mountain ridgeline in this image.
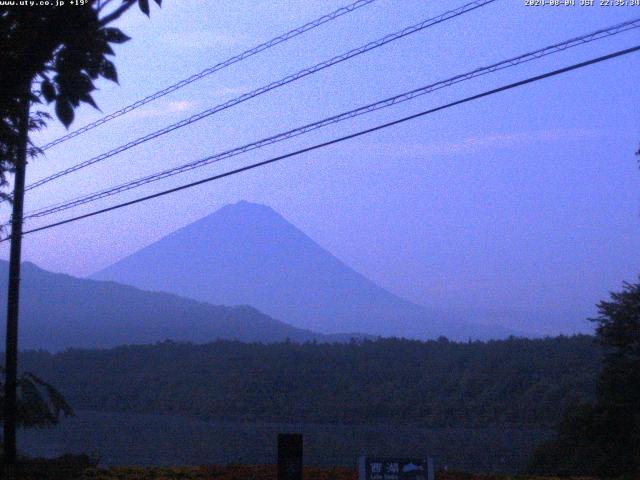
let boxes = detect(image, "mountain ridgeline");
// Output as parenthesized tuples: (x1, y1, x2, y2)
(0, 261, 357, 351)
(93, 201, 513, 340)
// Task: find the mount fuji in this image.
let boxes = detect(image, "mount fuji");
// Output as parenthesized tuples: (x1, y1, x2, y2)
(92, 201, 513, 340)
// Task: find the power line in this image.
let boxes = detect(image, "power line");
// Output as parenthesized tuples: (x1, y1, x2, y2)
(37, 0, 378, 152)
(6, 44, 638, 242)
(22, 18, 640, 220)
(25, 0, 497, 192)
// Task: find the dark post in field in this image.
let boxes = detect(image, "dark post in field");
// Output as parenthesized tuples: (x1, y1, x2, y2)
(3, 92, 30, 467)
(277, 433, 303, 480)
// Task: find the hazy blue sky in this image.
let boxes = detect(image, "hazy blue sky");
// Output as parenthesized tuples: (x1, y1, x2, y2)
(3, 0, 639, 333)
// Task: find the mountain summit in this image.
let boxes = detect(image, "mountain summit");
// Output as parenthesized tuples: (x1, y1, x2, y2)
(93, 201, 511, 340)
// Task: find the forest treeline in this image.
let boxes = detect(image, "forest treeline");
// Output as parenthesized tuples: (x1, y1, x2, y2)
(19, 335, 599, 427)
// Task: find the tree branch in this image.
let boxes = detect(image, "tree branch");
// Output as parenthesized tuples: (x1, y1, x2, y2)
(99, 0, 136, 26)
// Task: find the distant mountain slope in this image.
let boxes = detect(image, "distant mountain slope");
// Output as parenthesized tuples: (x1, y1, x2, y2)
(0, 261, 352, 351)
(93, 201, 512, 340)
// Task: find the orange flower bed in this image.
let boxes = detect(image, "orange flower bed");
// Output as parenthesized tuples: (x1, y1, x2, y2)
(81, 465, 585, 480)
(10, 463, 596, 480)
(82, 465, 357, 480)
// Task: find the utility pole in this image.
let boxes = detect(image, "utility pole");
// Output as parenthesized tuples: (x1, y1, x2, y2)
(3, 90, 30, 467)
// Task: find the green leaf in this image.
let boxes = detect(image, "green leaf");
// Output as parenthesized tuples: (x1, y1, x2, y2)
(102, 42, 115, 56)
(100, 59, 118, 83)
(103, 27, 131, 44)
(41, 79, 56, 103)
(138, 0, 150, 16)
(55, 98, 74, 128)
(85, 53, 103, 78)
(80, 93, 99, 110)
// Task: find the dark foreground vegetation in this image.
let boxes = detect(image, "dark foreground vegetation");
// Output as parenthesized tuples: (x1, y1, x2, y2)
(528, 281, 640, 478)
(1, 460, 560, 480)
(20, 335, 599, 427)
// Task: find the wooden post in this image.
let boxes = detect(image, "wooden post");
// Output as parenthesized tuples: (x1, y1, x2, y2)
(3, 92, 30, 467)
(277, 433, 303, 480)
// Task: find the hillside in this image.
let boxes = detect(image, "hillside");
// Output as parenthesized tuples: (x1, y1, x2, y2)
(93, 201, 513, 340)
(0, 261, 353, 351)
(20, 335, 600, 427)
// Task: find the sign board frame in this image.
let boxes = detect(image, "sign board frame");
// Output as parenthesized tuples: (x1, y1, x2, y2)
(358, 456, 434, 480)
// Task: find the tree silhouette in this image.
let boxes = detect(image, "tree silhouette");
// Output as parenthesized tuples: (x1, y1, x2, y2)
(0, 367, 73, 430)
(528, 280, 640, 477)
(1, 0, 162, 170)
(1, 0, 162, 467)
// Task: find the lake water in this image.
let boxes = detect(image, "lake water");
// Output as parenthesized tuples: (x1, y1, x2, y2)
(18, 410, 552, 474)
